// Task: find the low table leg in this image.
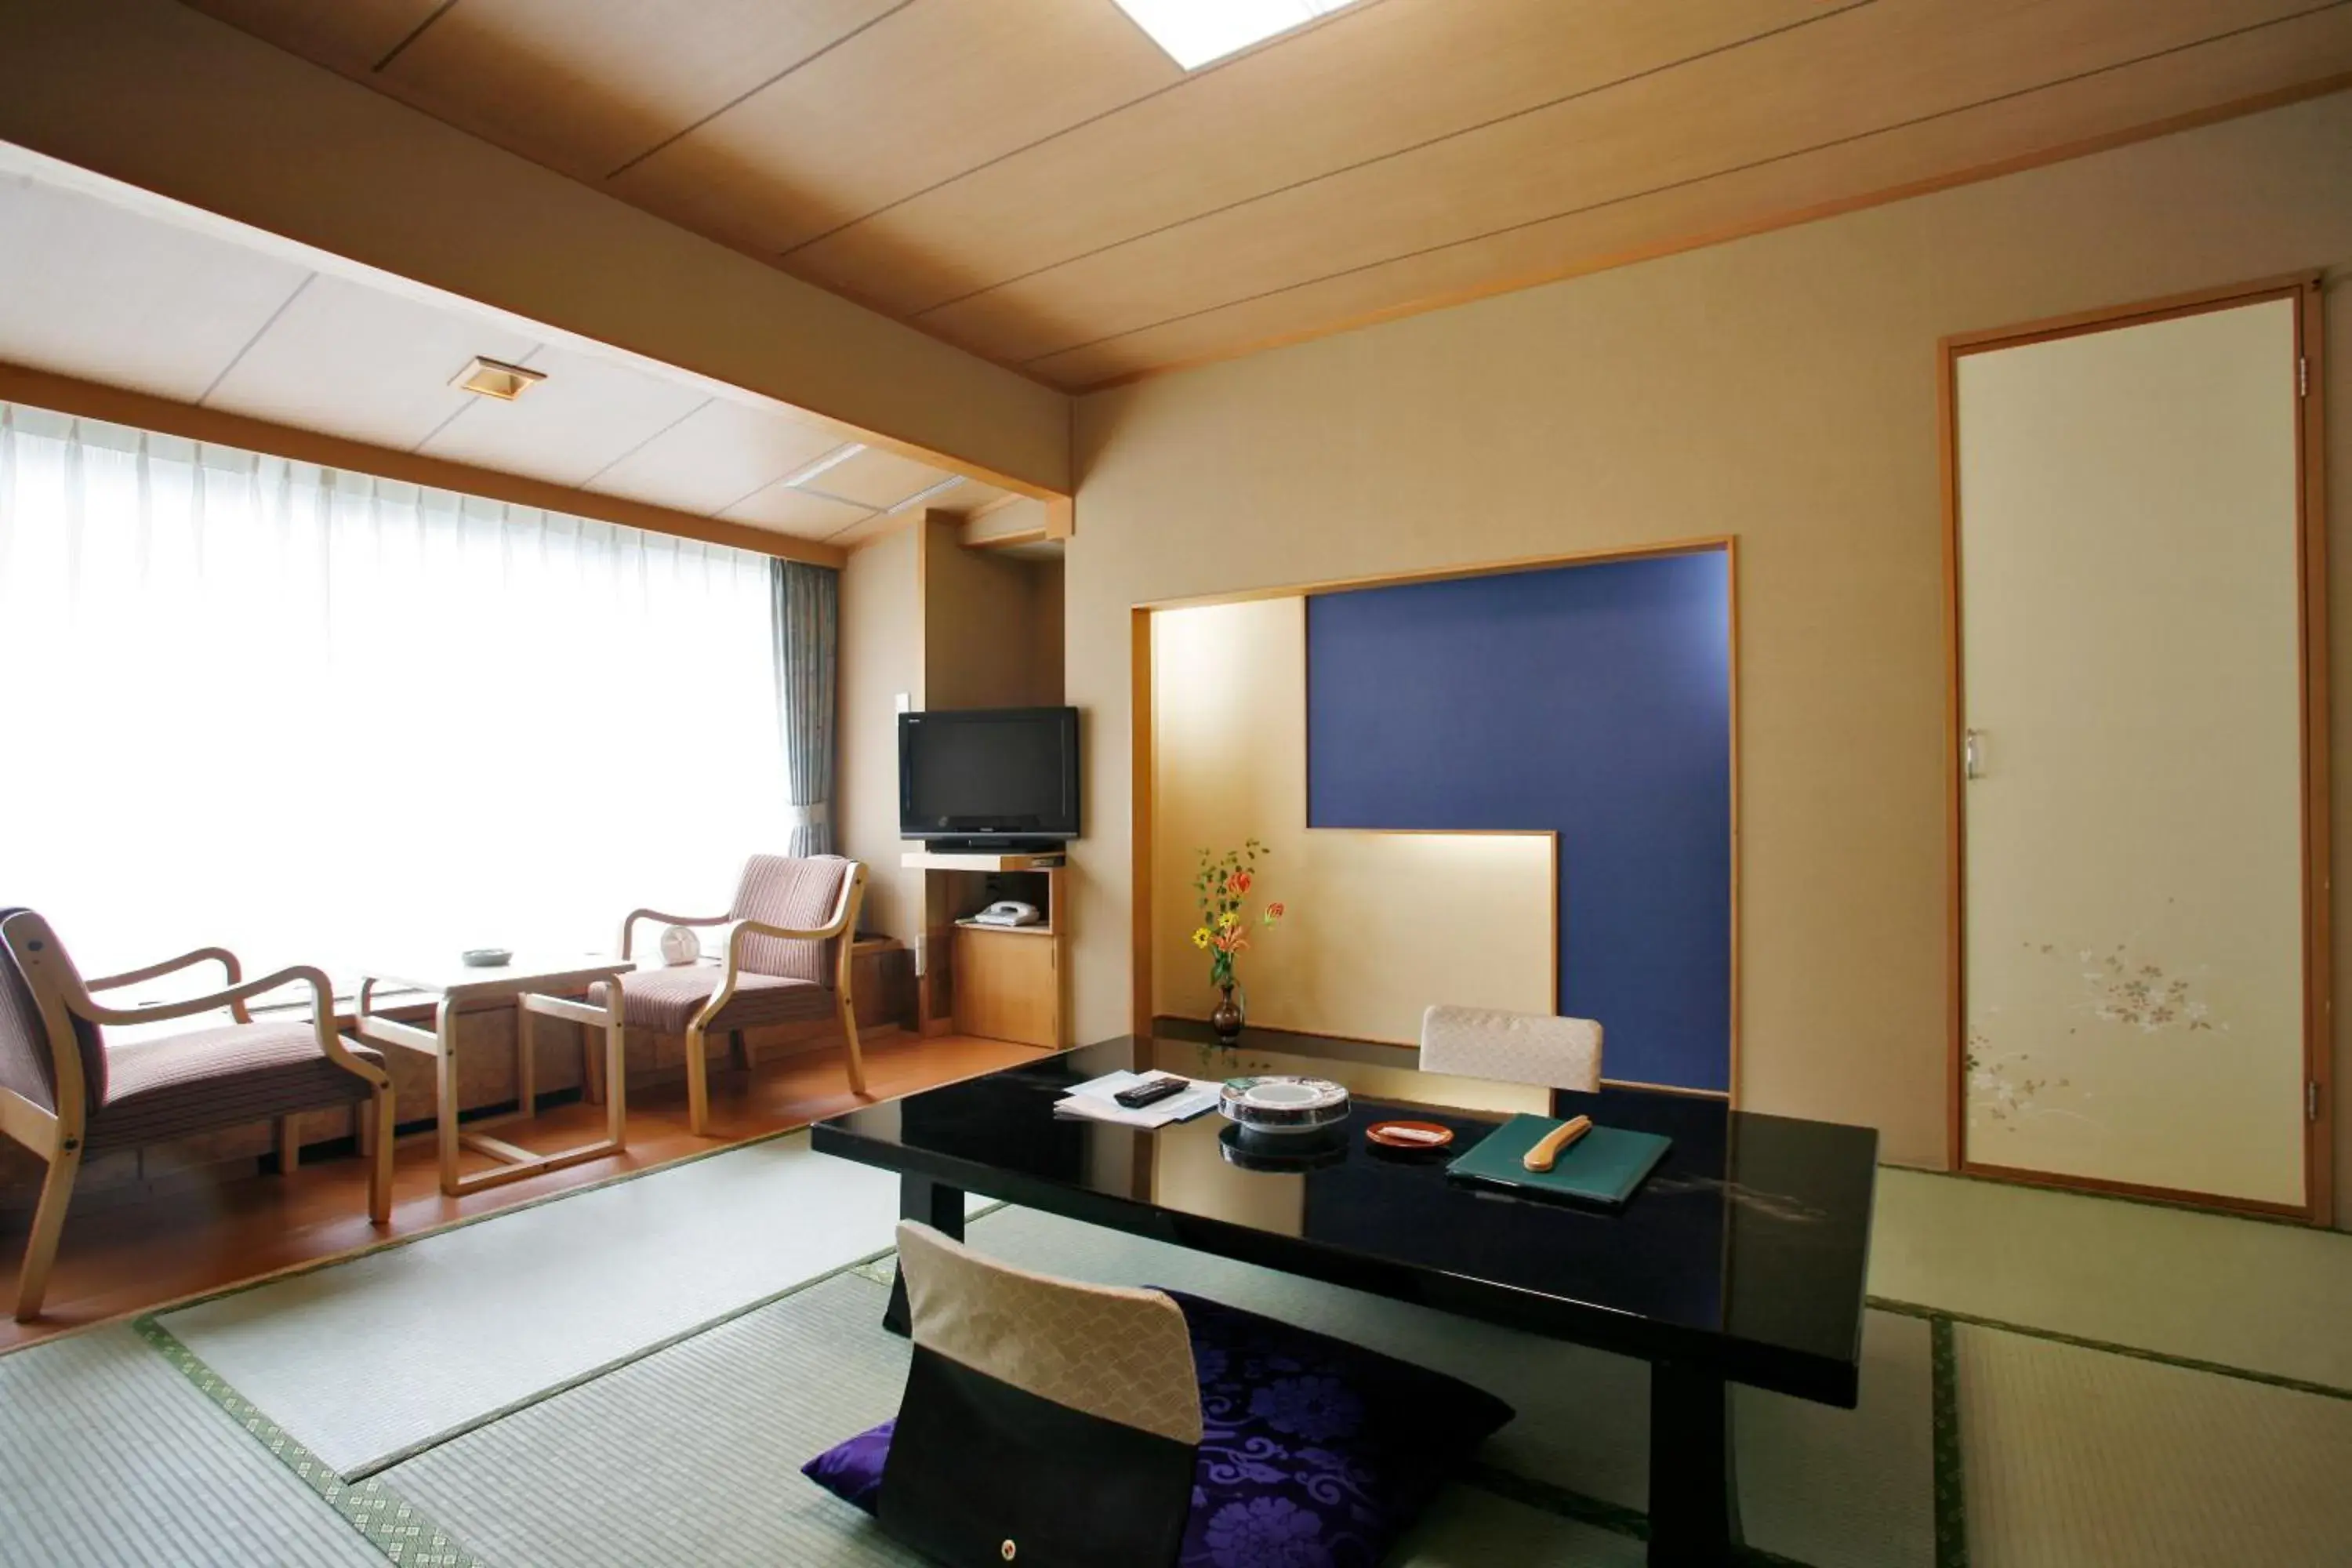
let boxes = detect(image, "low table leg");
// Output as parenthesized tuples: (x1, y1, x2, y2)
(882, 1174, 964, 1338)
(1646, 1360, 1741, 1567)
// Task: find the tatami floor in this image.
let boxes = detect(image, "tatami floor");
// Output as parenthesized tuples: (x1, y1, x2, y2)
(0, 1033, 1046, 1356)
(5, 1141, 2347, 1567)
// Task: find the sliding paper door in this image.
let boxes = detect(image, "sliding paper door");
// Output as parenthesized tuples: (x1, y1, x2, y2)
(1952, 289, 2319, 1214)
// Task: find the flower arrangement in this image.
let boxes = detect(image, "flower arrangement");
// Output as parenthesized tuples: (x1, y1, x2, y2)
(1191, 840, 1285, 1006)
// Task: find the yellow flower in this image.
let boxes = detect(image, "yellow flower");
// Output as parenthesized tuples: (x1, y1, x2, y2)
(1191, 927, 1211, 949)
(1217, 910, 1239, 931)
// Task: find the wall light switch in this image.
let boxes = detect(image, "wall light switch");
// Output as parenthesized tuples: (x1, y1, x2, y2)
(895, 691, 912, 713)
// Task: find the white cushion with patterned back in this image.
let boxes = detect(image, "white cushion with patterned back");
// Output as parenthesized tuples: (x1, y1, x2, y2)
(896, 1221, 1202, 1447)
(1419, 1004, 1603, 1093)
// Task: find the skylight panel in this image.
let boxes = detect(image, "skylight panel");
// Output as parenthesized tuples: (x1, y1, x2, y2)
(1109, 0, 1360, 71)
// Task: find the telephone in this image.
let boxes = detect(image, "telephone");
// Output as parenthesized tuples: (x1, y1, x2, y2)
(971, 900, 1043, 928)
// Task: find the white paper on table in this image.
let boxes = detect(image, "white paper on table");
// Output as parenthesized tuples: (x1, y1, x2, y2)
(1054, 1069, 1221, 1129)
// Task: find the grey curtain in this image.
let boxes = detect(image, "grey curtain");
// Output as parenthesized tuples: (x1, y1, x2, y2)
(771, 560, 840, 857)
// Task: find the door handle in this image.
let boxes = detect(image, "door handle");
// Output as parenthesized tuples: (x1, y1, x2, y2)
(1964, 728, 1984, 780)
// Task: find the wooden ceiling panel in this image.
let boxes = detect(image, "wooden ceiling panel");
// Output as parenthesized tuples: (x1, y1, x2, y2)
(720, 480, 875, 539)
(788, 0, 1838, 318)
(194, 0, 2352, 389)
(922, 0, 2331, 368)
(370, 0, 903, 180)
(0, 172, 311, 402)
(608, 0, 1181, 260)
(1029, 5, 2352, 388)
(187, 0, 448, 75)
(591, 396, 844, 516)
(204, 273, 541, 450)
(416, 341, 709, 487)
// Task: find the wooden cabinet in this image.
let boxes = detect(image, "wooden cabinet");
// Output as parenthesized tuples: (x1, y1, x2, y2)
(952, 925, 1059, 1047)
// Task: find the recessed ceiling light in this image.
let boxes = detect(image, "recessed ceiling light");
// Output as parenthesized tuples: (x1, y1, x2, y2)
(782, 442, 866, 488)
(1109, 0, 1359, 71)
(452, 356, 546, 400)
(888, 476, 967, 514)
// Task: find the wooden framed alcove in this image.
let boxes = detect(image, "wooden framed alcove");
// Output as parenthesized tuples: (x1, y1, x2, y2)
(1129, 536, 1743, 1101)
(1941, 273, 2332, 1224)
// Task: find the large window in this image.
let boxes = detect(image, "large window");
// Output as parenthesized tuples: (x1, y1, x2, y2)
(0, 404, 788, 989)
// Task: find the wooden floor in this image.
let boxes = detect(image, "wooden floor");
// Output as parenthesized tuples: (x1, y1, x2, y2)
(0, 1032, 1046, 1356)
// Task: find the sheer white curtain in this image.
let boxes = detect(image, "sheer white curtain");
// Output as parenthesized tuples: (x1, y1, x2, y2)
(0, 404, 787, 989)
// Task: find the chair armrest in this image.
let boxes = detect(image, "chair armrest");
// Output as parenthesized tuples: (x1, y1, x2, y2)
(64, 964, 328, 1029)
(619, 909, 732, 960)
(64, 965, 389, 1088)
(693, 867, 866, 1032)
(85, 946, 252, 1023)
(714, 912, 853, 972)
(731, 916, 852, 946)
(691, 915, 851, 1031)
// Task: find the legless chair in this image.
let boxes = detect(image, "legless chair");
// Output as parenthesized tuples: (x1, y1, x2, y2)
(801, 1221, 1519, 1567)
(0, 908, 394, 1322)
(597, 855, 868, 1136)
(1419, 1004, 1604, 1094)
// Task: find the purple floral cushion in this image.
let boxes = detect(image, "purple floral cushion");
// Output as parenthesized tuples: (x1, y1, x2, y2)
(803, 1289, 1515, 1567)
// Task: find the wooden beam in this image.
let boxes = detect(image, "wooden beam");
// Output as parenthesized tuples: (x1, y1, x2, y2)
(0, 359, 846, 566)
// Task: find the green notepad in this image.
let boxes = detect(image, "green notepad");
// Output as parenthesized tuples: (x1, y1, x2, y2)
(1445, 1115, 1672, 1208)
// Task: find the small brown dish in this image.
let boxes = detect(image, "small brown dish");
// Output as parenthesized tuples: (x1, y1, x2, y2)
(1365, 1120, 1455, 1152)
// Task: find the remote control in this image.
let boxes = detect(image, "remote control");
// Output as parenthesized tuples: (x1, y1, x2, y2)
(1114, 1076, 1189, 1109)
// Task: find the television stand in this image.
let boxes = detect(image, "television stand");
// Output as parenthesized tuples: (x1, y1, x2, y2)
(901, 850, 1067, 1047)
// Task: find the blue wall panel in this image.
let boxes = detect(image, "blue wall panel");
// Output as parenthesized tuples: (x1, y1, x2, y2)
(1305, 551, 1733, 1091)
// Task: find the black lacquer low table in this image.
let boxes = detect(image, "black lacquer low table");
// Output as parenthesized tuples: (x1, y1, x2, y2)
(811, 1032, 1877, 1568)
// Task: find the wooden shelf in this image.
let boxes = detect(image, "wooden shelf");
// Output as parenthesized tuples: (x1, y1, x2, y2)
(954, 919, 1056, 937)
(902, 850, 1067, 871)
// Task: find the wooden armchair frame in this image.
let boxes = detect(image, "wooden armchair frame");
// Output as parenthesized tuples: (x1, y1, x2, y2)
(619, 860, 869, 1134)
(0, 910, 394, 1321)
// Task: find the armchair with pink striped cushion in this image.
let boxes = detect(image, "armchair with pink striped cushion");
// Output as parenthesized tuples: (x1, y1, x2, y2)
(0, 907, 394, 1322)
(595, 854, 869, 1135)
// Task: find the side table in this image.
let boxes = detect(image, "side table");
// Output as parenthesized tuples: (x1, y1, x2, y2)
(354, 956, 633, 1197)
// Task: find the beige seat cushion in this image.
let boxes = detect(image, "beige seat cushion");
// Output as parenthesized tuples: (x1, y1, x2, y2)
(590, 966, 833, 1036)
(89, 1021, 381, 1154)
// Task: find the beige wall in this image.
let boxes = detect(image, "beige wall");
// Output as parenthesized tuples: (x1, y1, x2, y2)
(1066, 91, 2352, 1177)
(0, 0, 1067, 494)
(924, 520, 1065, 710)
(840, 524, 921, 943)
(1031, 559, 1065, 706)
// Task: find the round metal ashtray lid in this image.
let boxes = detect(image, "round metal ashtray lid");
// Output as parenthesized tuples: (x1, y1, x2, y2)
(1218, 1075, 1352, 1133)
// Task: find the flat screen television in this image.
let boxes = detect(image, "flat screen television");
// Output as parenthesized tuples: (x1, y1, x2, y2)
(898, 706, 1080, 850)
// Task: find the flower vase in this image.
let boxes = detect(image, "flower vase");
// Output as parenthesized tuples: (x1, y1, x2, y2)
(1210, 982, 1245, 1047)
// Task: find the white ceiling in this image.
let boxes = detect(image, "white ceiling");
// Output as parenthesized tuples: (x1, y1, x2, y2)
(0, 141, 1011, 543)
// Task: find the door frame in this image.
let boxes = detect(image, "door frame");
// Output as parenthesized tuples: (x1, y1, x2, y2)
(1941, 272, 2331, 1225)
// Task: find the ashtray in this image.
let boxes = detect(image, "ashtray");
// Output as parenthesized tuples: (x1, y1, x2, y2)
(460, 948, 513, 967)
(1218, 1076, 1351, 1136)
